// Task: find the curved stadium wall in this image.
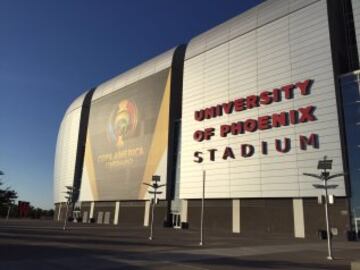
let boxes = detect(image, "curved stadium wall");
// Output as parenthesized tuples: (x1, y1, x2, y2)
(54, 0, 360, 239)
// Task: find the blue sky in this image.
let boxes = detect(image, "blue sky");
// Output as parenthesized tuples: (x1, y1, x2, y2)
(0, 0, 262, 209)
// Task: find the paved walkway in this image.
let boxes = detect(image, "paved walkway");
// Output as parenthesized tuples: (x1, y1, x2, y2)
(0, 219, 359, 269)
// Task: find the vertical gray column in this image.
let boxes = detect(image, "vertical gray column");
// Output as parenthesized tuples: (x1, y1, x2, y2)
(180, 199, 188, 223)
(293, 198, 305, 238)
(89, 201, 95, 221)
(114, 201, 120, 225)
(232, 199, 240, 233)
(144, 201, 151, 227)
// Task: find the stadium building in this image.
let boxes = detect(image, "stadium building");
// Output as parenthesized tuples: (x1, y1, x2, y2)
(54, 0, 360, 239)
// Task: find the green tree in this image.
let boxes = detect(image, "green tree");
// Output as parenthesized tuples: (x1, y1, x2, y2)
(0, 179, 18, 217)
(0, 180, 18, 205)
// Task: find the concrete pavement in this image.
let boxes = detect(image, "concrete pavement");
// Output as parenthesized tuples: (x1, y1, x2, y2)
(0, 219, 359, 270)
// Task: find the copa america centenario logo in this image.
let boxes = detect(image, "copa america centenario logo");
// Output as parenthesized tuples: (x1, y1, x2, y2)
(107, 100, 138, 147)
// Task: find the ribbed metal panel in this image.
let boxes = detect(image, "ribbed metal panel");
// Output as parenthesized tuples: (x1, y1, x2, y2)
(185, 0, 319, 60)
(53, 102, 83, 203)
(64, 92, 87, 115)
(180, 0, 346, 199)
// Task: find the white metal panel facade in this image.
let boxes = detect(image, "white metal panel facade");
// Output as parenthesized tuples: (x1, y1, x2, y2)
(180, 0, 346, 199)
(53, 105, 82, 203)
(64, 92, 87, 115)
(185, 0, 319, 60)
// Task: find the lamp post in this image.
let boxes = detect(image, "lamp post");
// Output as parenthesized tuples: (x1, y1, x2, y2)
(303, 155, 345, 260)
(200, 170, 206, 246)
(143, 175, 165, 240)
(6, 203, 12, 222)
(63, 186, 76, 231)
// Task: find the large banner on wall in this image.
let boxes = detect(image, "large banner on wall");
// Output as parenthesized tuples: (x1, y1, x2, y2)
(82, 68, 171, 201)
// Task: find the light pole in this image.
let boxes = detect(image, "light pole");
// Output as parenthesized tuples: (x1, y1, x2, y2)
(353, 207, 360, 240)
(303, 155, 345, 260)
(143, 175, 165, 240)
(6, 203, 12, 222)
(63, 186, 76, 231)
(200, 170, 206, 246)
